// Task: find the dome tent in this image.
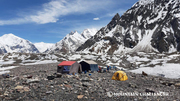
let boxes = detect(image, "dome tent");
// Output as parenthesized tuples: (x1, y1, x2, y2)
(112, 71, 128, 81)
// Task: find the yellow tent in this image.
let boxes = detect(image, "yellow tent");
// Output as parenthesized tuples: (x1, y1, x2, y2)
(112, 71, 128, 81)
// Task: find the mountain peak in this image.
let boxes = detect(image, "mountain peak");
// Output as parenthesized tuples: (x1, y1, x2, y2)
(69, 31, 79, 35)
(113, 13, 120, 20)
(138, 0, 154, 4)
(2, 33, 19, 38)
(106, 13, 121, 31)
(0, 33, 39, 54)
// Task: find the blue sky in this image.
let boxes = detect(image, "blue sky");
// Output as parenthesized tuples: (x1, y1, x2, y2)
(0, 0, 138, 43)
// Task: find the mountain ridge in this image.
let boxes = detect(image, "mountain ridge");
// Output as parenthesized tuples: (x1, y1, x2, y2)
(77, 0, 180, 54)
(45, 28, 98, 54)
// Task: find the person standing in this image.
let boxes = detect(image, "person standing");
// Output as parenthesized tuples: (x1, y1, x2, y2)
(107, 66, 110, 72)
(98, 66, 102, 73)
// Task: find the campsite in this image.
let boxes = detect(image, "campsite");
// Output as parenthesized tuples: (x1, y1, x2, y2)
(1, 0, 180, 100)
(0, 54, 180, 101)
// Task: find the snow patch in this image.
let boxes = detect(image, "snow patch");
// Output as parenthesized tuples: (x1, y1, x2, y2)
(131, 63, 180, 79)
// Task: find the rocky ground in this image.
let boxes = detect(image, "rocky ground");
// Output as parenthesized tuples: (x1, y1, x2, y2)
(0, 63, 180, 101)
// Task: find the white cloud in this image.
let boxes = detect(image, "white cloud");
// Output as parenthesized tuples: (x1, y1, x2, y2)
(0, 0, 114, 25)
(0, 17, 31, 25)
(93, 18, 100, 20)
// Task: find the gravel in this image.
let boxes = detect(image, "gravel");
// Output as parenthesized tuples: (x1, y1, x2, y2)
(0, 63, 179, 101)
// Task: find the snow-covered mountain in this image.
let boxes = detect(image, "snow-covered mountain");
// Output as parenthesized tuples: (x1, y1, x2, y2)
(0, 33, 39, 54)
(34, 42, 54, 53)
(48, 29, 97, 53)
(77, 0, 180, 54)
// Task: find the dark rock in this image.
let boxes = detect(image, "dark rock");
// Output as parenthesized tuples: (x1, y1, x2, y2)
(27, 75, 33, 79)
(145, 88, 155, 93)
(47, 76, 55, 80)
(142, 71, 148, 76)
(167, 82, 175, 86)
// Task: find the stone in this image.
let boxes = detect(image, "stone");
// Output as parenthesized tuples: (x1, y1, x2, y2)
(11, 76, 19, 80)
(175, 83, 180, 87)
(23, 75, 28, 78)
(15, 85, 24, 90)
(160, 81, 167, 85)
(24, 87, 30, 92)
(167, 82, 175, 86)
(145, 88, 155, 93)
(47, 76, 55, 80)
(27, 75, 33, 79)
(128, 83, 137, 88)
(64, 85, 72, 88)
(64, 81, 68, 84)
(3, 91, 9, 96)
(46, 91, 53, 94)
(74, 90, 78, 94)
(27, 78, 40, 83)
(73, 84, 80, 88)
(56, 73, 62, 78)
(142, 71, 148, 76)
(81, 77, 90, 82)
(77, 95, 84, 99)
(82, 82, 91, 87)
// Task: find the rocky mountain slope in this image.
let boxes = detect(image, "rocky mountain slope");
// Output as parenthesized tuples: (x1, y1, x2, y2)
(48, 29, 97, 53)
(77, 0, 180, 54)
(0, 34, 39, 54)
